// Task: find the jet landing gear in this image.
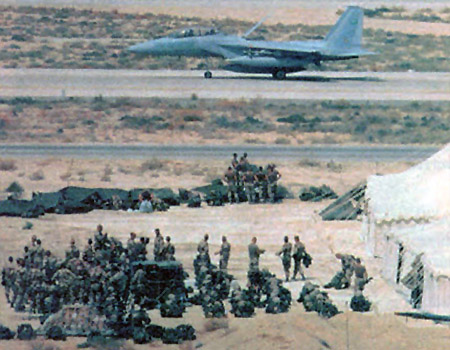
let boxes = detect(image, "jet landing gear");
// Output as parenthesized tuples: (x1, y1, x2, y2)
(204, 71, 212, 79)
(272, 69, 286, 80)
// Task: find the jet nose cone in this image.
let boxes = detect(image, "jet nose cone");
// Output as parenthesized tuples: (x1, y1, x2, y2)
(127, 43, 149, 54)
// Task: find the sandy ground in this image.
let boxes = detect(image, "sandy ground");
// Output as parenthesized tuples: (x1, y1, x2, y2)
(3, 156, 450, 349)
(3, 69, 450, 100)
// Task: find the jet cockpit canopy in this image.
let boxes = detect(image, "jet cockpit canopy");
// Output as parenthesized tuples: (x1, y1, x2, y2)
(167, 27, 221, 38)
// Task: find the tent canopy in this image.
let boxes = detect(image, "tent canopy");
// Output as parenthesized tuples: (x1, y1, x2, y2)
(366, 144, 450, 222)
(385, 218, 450, 277)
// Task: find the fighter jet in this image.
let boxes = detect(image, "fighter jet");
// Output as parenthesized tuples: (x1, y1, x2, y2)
(128, 6, 373, 80)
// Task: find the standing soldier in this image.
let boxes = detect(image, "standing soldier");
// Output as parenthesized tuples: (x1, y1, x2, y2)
(43, 250, 59, 283)
(34, 239, 45, 269)
(127, 232, 137, 262)
(242, 169, 256, 203)
(66, 238, 80, 261)
(1, 256, 16, 304)
(94, 224, 107, 251)
(163, 236, 176, 261)
(276, 236, 292, 282)
(83, 239, 95, 265)
(153, 228, 164, 261)
(197, 234, 210, 265)
(215, 236, 231, 272)
(248, 237, 265, 272)
(231, 153, 239, 169)
(135, 237, 148, 261)
(255, 166, 268, 202)
(353, 258, 369, 296)
(223, 166, 238, 203)
(292, 236, 306, 281)
(267, 164, 282, 202)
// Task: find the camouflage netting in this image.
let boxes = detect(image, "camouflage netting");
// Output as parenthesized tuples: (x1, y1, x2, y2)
(350, 295, 372, 312)
(191, 258, 233, 318)
(17, 323, 36, 340)
(1, 172, 293, 218)
(298, 282, 340, 319)
(0, 324, 15, 340)
(192, 178, 293, 207)
(299, 185, 338, 202)
(0, 186, 180, 218)
(319, 182, 366, 220)
(42, 305, 107, 336)
(229, 269, 292, 318)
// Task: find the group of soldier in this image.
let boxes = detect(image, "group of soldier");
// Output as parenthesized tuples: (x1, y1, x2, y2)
(222, 153, 282, 204)
(2, 222, 371, 322)
(324, 253, 370, 297)
(194, 233, 311, 288)
(0, 225, 178, 316)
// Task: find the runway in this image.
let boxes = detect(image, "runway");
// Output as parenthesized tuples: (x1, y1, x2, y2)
(0, 144, 438, 162)
(1, 69, 450, 101)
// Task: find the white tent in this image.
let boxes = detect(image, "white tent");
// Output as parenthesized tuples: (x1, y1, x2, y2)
(381, 219, 450, 314)
(363, 144, 450, 256)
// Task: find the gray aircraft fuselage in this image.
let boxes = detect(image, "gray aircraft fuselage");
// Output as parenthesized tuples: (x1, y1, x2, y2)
(128, 7, 373, 79)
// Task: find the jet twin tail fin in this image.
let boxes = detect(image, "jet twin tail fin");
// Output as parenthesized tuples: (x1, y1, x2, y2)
(325, 6, 364, 52)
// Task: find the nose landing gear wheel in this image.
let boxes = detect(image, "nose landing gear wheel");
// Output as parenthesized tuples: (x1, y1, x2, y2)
(272, 70, 286, 80)
(204, 71, 212, 79)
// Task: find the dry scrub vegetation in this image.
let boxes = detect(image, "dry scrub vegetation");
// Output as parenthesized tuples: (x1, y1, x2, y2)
(0, 6, 449, 71)
(0, 97, 449, 145)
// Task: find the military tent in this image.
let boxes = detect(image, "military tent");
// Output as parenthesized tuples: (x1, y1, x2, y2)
(362, 144, 450, 314)
(362, 144, 450, 256)
(381, 218, 450, 314)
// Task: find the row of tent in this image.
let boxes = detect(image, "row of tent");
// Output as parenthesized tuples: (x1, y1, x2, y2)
(0, 180, 294, 218)
(0, 178, 368, 220)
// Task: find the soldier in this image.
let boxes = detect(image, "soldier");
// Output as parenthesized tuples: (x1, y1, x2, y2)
(236, 156, 248, 174)
(23, 246, 32, 270)
(135, 237, 148, 261)
(13, 258, 27, 311)
(82, 239, 95, 265)
(43, 250, 59, 283)
(130, 268, 147, 307)
(248, 237, 265, 272)
(27, 235, 38, 264)
(223, 166, 238, 203)
(94, 224, 107, 251)
(153, 228, 164, 261)
(215, 236, 231, 272)
(197, 234, 210, 265)
(276, 236, 292, 282)
(292, 235, 306, 281)
(1, 256, 16, 304)
(139, 191, 153, 213)
(336, 253, 356, 288)
(267, 164, 282, 202)
(162, 236, 175, 261)
(231, 153, 239, 169)
(255, 166, 268, 202)
(353, 258, 369, 296)
(242, 169, 256, 203)
(127, 232, 137, 262)
(66, 238, 80, 261)
(34, 239, 45, 269)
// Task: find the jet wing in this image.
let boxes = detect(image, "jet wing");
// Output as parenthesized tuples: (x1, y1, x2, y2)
(220, 41, 321, 58)
(216, 41, 375, 59)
